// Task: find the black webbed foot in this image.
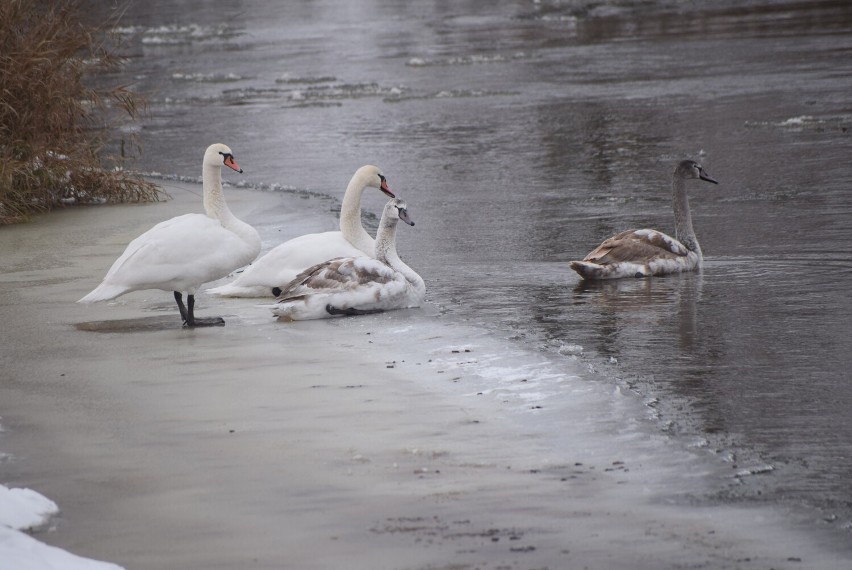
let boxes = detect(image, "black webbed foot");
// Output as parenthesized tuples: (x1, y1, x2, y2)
(325, 304, 383, 317)
(176, 292, 225, 327)
(183, 316, 226, 328)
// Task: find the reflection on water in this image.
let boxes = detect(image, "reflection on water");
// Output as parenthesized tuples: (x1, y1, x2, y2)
(558, 256, 852, 513)
(76, 316, 183, 333)
(81, 0, 852, 535)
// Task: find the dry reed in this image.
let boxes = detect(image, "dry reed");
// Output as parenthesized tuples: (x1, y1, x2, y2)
(0, 0, 163, 224)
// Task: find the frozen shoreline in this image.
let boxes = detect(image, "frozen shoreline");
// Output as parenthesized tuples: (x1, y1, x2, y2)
(1, 182, 850, 569)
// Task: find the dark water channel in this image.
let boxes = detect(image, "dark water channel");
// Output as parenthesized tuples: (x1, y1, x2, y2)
(86, 0, 852, 537)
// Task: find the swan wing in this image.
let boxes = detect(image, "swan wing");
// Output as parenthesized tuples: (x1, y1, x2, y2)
(279, 257, 395, 298)
(583, 228, 688, 265)
(90, 214, 257, 297)
(208, 230, 370, 296)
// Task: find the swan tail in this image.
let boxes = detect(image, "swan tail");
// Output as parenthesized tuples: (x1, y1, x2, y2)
(271, 296, 337, 321)
(206, 283, 272, 298)
(78, 283, 128, 304)
(271, 302, 314, 321)
(569, 261, 605, 281)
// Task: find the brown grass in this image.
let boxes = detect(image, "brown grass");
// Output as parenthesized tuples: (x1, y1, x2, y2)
(0, 0, 163, 224)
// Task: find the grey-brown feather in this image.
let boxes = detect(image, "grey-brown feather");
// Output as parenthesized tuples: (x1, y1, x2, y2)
(583, 229, 686, 265)
(276, 257, 395, 301)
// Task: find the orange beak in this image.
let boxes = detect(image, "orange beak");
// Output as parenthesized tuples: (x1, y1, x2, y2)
(380, 178, 395, 198)
(224, 155, 243, 173)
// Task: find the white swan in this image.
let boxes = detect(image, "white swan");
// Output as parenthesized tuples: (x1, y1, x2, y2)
(207, 165, 395, 298)
(570, 160, 719, 280)
(272, 198, 425, 321)
(78, 143, 261, 327)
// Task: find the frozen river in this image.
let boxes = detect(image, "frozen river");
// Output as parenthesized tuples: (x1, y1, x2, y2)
(83, 0, 852, 553)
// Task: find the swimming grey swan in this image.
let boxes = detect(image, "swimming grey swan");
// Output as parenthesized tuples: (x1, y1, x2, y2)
(272, 198, 425, 321)
(207, 165, 395, 298)
(570, 160, 718, 280)
(78, 143, 261, 327)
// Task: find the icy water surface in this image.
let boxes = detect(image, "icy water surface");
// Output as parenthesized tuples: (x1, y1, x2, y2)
(90, 0, 851, 541)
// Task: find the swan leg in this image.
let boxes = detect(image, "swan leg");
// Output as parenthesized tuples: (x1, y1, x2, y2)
(187, 294, 226, 327)
(325, 304, 384, 317)
(175, 292, 225, 327)
(174, 291, 190, 323)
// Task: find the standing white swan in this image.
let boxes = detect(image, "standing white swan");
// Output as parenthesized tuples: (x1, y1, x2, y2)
(78, 143, 261, 327)
(207, 165, 395, 298)
(272, 198, 425, 321)
(570, 159, 719, 280)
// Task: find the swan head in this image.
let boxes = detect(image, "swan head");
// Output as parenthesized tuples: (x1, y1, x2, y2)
(385, 198, 414, 227)
(676, 159, 717, 185)
(355, 165, 395, 198)
(204, 143, 243, 173)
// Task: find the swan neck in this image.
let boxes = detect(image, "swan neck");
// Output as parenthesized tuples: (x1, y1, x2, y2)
(376, 220, 424, 292)
(672, 175, 700, 255)
(374, 217, 398, 265)
(202, 163, 259, 251)
(339, 172, 373, 252)
(203, 163, 233, 221)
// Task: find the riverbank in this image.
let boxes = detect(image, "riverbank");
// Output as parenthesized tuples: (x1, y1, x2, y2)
(1, 181, 849, 569)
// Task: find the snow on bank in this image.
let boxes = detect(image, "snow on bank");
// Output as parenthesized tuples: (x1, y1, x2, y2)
(0, 483, 123, 570)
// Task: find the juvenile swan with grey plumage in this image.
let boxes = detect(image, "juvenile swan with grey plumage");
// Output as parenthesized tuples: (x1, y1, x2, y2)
(272, 198, 424, 321)
(570, 160, 718, 280)
(78, 143, 261, 327)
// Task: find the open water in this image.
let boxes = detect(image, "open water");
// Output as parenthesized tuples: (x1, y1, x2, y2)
(87, 0, 852, 548)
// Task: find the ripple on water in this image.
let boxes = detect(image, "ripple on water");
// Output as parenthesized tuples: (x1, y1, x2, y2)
(171, 72, 250, 83)
(744, 113, 852, 132)
(405, 52, 529, 67)
(114, 23, 243, 45)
